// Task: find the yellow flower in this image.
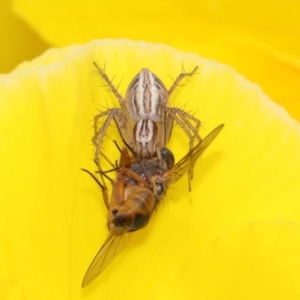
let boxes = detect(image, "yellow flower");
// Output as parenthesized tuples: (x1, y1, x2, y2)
(0, 0, 49, 73)
(1, 0, 299, 120)
(1, 40, 300, 300)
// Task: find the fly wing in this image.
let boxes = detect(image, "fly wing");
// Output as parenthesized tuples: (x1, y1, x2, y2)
(161, 124, 224, 186)
(82, 233, 129, 288)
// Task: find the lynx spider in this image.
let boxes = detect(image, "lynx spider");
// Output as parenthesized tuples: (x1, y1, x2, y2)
(92, 62, 201, 189)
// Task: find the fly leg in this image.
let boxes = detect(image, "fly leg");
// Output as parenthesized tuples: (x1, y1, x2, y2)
(81, 167, 110, 210)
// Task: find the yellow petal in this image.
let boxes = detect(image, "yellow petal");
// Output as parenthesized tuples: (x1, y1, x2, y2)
(11, 0, 300, 49)
(11, 0, 300, 119)
(0, 280, 28, 300)
(0, 0, 48, 73)
(154, 220, 300, 300)
(1, 40, 300, 299)
(199, 38, 300, 121)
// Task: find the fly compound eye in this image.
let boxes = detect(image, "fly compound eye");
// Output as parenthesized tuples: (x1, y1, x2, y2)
(160, 147, 175, 169)
(114, 215, 126, 227)
(131, 214, 149, 231)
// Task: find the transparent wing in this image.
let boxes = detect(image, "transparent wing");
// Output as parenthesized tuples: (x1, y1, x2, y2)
(82, 233, 129, 288)
(161, 124, 224, 186)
